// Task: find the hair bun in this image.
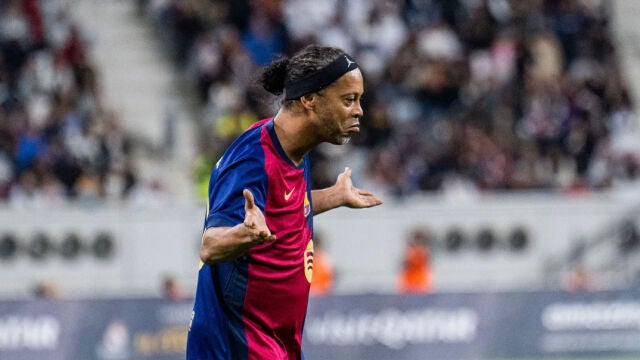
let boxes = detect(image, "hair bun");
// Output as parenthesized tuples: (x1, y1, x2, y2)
(259, 57, 290, 95)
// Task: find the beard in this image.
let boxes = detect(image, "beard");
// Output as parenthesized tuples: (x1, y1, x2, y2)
(339, 135, 351, 145)
(316, 105, 352, 145)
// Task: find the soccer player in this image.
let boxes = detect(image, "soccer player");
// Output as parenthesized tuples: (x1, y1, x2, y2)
(187, 45, 383, 360)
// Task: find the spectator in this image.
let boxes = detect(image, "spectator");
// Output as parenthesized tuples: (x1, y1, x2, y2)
(310, 232, 334, 296)
(162, 274, 187, 301)
(32, 280, 60, 299)
(139, 0, 639, 197)
(0, 0, 141, 205)
(564, 262, 593, 292)
(397, 227, 433, 293)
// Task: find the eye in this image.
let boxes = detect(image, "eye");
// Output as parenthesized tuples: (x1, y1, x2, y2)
(343, 97, 356, 106)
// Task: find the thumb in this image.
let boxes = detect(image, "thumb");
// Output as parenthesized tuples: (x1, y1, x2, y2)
(338, 167, 352, 183)
(243, 189, 255, 210)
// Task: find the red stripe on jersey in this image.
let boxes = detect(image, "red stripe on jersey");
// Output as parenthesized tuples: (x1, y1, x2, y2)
(241, 124, 312, 359)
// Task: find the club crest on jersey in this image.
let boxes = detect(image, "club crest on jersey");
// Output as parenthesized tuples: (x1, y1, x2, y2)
(304, 192, 311, 218)
(304, 239, 314, 283)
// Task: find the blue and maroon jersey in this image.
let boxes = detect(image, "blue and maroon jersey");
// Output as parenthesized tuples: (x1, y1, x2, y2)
(187, 118, 314, 360)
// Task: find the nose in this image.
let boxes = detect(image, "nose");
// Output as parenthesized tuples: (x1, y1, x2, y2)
(353, 100, 363, 118)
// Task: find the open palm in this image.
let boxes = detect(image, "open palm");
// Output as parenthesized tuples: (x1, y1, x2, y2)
(243, 189, 276, 243)
(335, 167, 383, 208)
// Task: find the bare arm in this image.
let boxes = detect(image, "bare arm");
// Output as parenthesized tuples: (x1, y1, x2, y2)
(200, 189, 276, 264)
(312, 167, 383, 216)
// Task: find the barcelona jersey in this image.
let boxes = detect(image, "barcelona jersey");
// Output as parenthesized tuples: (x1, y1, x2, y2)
(187, 118, 314, 360)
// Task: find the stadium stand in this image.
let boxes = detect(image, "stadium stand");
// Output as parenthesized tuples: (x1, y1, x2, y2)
(0, 0, 142, 204)
(0, 0, 197, 206)
(140, 0, 640, 200)
(0, 0, 637, 289)
(1, 1, 640, 358)
(0, 0, 638, 297)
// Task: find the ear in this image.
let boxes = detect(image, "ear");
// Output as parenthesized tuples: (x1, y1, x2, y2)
(299, 93, 317, 111)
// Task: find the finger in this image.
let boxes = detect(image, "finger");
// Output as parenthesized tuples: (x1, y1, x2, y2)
(370, 196, 384, 205)
(256, 232, 276, 243)
(243, 189, 255, 210)
(357, 188, 373, 196)
(360, 194, 383, 206)
(344, 167, 351, 177)
(261, 233, 276, 242)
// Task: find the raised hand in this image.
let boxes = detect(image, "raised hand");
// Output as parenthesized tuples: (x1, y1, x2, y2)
(335, 167, 383, 208)
(243, 189, 276, 243)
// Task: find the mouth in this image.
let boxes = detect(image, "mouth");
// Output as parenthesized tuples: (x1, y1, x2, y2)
(347, 123, 360, 133)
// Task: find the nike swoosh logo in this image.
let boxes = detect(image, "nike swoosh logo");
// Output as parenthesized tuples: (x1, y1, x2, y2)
(284, 187, 295, 201)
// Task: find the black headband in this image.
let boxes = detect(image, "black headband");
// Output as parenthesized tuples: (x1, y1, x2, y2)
(284, 54, 359, 101)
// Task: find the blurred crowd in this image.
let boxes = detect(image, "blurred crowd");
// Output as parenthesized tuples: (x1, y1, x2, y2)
(0, 0, 138, 207)
(1, 0, 637, 205)
(142, 0, 640, 197)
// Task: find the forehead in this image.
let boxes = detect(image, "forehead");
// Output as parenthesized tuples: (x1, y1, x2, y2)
(326, 68, 364, 95)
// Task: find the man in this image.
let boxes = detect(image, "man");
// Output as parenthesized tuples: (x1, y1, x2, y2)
(308, 231, 334, 296)
(187, 45, 382, 360)
(397, 227, 433, 293)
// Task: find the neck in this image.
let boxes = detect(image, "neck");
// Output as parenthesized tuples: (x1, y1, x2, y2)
(272, 109, 319, 166)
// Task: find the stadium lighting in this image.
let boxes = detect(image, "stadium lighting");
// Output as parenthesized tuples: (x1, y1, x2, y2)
(28, 232, 51, 260)
(444, 228, 465, 252)
(0, 233, 19, 259)
(508, 227, 529, 251)
(619, 220, 639, 252)
(476, 228, 496, 251)
(60, 232, 83, 259)
(93, 232, 115, 259)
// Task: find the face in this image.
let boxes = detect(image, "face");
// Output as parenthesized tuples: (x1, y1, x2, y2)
(313, 68, 364, 145)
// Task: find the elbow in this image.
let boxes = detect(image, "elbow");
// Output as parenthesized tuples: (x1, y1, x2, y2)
(199, 230, 218, 264)
(199, 226, 246, 264)
(199, 245, 213, 265)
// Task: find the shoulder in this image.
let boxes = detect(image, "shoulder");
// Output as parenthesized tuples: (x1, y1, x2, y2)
(216, 120, 270, 171)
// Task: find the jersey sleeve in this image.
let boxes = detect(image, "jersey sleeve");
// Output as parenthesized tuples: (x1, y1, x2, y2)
(205, 150, 267, 229)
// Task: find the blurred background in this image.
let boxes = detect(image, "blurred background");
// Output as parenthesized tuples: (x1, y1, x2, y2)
(1, 0, 640, 359)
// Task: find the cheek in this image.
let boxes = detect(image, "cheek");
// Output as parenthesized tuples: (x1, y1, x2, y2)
(334, 108, 350, 126)
(317, 100, 348, 130)
(319, 103, 340, 123)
